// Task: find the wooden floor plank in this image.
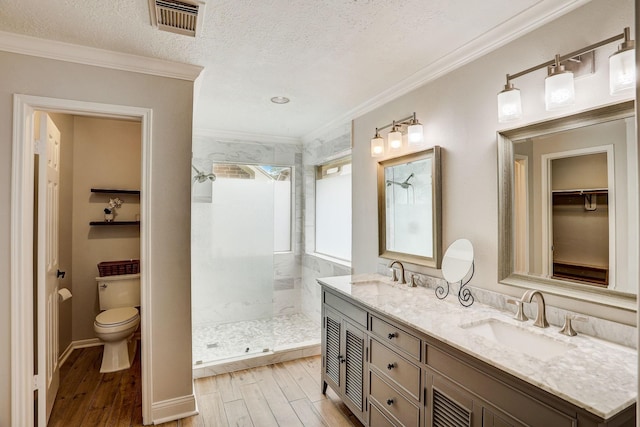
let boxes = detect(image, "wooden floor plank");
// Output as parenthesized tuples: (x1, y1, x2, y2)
(216, 372, 243, 403)
(313, 399, 357, 427)
(271, 362, 307, 402)
(223, 399, 254, 427)
(290, 398, 328, 427)
(252, 366, 304, 427)
(299, 356, 322, 386)
(195, 390, 227, 427)
(282, 359, 326, 403)
(239, 382, 279, 427)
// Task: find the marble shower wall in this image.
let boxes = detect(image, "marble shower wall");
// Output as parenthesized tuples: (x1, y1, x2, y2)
(192, 135, 303, 322)
(301, 124, 353, 322)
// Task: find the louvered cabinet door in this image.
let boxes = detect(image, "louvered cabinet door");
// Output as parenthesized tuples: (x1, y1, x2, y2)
(426, 372, 481, 427)
(323, 308, 343, 392)
(343, 320, 366, 419)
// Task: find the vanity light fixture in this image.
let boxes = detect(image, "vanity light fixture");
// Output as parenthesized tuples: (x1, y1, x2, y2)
(388, 121, 403, 152)
(609, 27, 635, 95)
(371, 128, 385, 157)
(545, 54, 575, 111)
(370, 112, 425, 157)
(497, 27, 635, 123)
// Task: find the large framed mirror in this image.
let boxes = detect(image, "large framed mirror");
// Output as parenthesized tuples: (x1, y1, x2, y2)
(377, 147, 442, 268)
(498, 101, 637, 310)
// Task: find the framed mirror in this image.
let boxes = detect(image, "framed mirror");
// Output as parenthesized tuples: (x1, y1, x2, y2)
(498, 101, 637, 310)
(377, 147, 442, 268)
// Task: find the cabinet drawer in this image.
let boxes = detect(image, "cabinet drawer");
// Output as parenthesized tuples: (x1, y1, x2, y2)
(370, 371, 420, 427)
(324, 291, 367, 327)
(369, 402, 398, 427)
(370, 339, 421, 400)
(370, 316, 421, 360)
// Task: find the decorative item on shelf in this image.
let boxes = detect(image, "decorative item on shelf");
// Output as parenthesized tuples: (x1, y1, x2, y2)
(497, 26, 635, 123)
(370, 112, 425, 157)
(103, 197, 124, 222)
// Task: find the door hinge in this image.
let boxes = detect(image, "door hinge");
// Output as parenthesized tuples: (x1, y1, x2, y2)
(34, 139, 44, 155)
(33, 374, 40, 391)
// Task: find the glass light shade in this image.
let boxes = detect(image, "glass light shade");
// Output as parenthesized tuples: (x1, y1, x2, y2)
(609, 48, 635, 95)
(497, 86, 522, 122)
(388, 130, 402, 151)
(407, 123, 424, 146)
(371, 136, 385, 157)
(545, 71, 575, 111)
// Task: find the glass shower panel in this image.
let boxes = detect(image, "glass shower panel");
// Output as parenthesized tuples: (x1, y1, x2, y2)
(191, 164, 274, 364)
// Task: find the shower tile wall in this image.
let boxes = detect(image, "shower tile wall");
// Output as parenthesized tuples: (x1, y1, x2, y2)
(192, 135, 303, 326)
(301, 124, 353, 323)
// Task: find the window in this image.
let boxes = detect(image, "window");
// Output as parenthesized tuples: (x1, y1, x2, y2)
(315, 157, 352, 261)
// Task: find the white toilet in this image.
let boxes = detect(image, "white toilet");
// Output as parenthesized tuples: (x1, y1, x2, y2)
(94, 273, 141, 373)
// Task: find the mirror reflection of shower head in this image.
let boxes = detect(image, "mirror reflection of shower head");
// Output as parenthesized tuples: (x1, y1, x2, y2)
(192, 165, 216, 183)
(386, 173, 414, 189)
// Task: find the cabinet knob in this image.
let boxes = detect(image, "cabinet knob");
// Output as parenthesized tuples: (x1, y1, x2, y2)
(337, 355, 345, 363)
(387, 363, 396, 370)
(387, 332, 397, 339)
(386, 399, 394, 406)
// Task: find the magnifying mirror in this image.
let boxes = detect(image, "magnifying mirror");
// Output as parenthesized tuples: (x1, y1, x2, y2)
(437, 238, 475, 307)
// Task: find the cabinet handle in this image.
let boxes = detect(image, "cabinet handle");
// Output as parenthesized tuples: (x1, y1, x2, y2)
(387, 333, 397, 339)
(337, 355, 345, 363)
(387, 363, 396, 370)
(386, 398, 394, 406)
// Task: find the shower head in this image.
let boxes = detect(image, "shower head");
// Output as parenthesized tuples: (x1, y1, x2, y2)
(192, 165, 216, 183)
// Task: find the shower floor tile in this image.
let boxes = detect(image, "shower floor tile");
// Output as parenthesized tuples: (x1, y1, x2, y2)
(192, 312, 320, 365)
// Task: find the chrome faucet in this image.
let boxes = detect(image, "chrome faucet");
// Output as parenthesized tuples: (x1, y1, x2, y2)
(388, 260, 406, 285)
(521, 290, 549, 328)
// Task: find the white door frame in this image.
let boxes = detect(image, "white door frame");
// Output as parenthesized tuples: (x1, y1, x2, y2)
(11, 94, 153, 426)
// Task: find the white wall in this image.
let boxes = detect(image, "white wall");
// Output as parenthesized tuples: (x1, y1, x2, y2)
(0, 51, 196, 424)
(352, 0, 636, 324)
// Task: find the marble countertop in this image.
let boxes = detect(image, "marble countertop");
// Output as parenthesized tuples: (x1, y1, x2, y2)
(317, 274, 637, 420)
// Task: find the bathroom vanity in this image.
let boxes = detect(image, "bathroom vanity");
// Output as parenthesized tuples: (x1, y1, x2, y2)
(319, 274, 636, 427)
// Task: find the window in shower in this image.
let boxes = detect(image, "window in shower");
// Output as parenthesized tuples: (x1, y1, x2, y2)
(315, 157, 352, 261)
(191, 163, 292, 366)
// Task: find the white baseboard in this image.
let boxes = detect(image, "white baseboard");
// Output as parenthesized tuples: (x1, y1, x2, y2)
(58, 343, 74, 367)
(151, 394, 198, 424)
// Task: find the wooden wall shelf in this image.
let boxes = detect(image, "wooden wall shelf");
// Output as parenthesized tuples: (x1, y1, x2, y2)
(90, 221, 140, 226)
(91, 188, 140, 195)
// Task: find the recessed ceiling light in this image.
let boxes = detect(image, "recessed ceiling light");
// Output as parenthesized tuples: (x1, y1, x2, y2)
(270, 96, 290, 104)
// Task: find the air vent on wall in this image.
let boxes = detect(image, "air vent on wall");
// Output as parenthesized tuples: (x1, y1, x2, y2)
(148, 0, 204, 37)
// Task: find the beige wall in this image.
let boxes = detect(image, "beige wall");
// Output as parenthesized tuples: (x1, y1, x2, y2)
(72, 116, 141, 340)
(352, 0, 636, 324)
(1, 51, 195, 425)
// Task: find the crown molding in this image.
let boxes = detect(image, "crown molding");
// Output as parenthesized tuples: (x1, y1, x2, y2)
(193, 127, 301, 145)
(0, 30, 203, 81)
(302, 0, 592, 143)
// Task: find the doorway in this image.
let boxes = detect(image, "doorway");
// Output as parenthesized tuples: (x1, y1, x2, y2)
(10, 95, 153, 426)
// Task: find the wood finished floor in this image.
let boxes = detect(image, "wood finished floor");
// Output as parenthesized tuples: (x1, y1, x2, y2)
(50, 346, 364, 427)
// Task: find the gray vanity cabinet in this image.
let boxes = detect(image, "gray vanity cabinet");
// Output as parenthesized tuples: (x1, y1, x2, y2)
(320, 285, 635, 427)
(322, 291, 368, 424)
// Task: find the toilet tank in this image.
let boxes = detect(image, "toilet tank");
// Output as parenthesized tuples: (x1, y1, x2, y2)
(96, 273, 141, 310)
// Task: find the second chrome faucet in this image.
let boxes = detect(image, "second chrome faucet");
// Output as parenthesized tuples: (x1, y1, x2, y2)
(508, 289, 549, 328)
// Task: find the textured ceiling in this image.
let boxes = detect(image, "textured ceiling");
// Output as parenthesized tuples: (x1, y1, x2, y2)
(0, 0, 586, 140)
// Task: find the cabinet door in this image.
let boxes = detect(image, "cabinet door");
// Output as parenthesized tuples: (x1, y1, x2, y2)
(344, 319, 367, 419)
(426, 372, 481, 427)
(323, 307, 342, 391)
(483, 408, 523, 427)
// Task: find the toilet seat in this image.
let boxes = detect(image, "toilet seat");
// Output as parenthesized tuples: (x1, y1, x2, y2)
(95, 307, 139, 327)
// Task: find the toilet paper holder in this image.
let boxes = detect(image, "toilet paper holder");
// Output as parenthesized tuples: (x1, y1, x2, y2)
(58, 288, 72, 302)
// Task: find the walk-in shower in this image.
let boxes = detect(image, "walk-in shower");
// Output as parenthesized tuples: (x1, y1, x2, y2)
(191, 161, 319, 371)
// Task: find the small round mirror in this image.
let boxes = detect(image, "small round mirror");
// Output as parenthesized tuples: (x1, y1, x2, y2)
(441, 239, 474, 283)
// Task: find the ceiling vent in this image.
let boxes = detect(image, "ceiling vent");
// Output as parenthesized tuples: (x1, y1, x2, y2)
(148, 0, 205, 37)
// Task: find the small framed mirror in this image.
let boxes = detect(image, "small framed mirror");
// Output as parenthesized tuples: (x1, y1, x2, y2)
(377, 147, 442, 268)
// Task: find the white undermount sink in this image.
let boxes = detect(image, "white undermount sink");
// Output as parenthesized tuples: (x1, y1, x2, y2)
(460, 318, 575, 362)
